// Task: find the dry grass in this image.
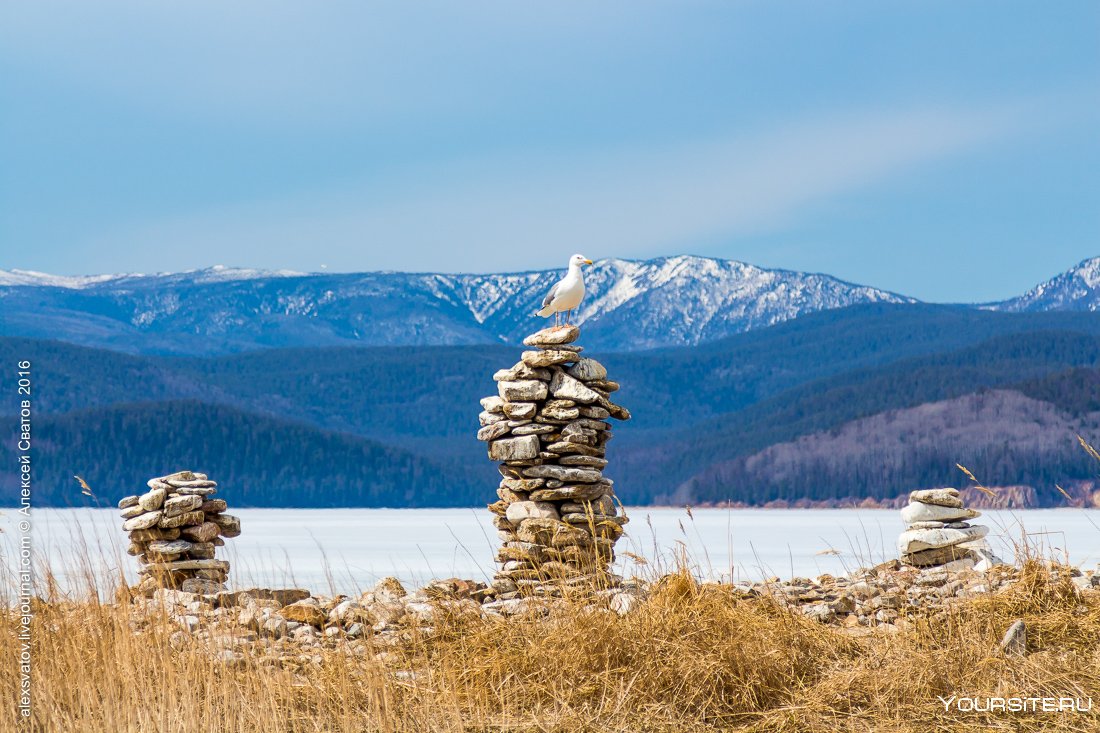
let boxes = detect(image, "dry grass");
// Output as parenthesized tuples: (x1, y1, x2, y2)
(3, 561, 1100, 732)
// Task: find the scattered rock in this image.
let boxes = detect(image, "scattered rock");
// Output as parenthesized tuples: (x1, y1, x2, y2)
(282, 601, 326, 627)
(1001, 619, 1027, 656)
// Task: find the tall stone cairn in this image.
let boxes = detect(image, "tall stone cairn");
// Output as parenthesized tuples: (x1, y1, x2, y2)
(897, 488, 998, 570)
(117, 470, 242, 596)
(478, 324, 631, 598)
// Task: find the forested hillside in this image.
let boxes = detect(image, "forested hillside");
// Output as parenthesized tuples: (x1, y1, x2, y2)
(4, 303, 1100, 507)
(7, 401, 483, 507)
(677, 389, 1100, 506)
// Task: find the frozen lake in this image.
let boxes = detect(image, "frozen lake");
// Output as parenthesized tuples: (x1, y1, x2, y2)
(3, 507, 1099, 598)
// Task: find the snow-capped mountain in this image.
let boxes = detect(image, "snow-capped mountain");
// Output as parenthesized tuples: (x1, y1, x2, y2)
(0, 256, 914, 354)
(990, 257, 1100, 313)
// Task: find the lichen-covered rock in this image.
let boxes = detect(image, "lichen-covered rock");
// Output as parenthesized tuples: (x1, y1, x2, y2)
(147, 539, 194, 555)
(505, 501, 559, 524)
(498, 380, 549, 402)
(120, 504, 147, 519)
(523, 325, 580, 347)
(521, 350, 579, 368)
(181, 522, 220, 543)
(908, 488, 962, 508)
(159, 510, 205, 529)
(209, 513, 241, 537)
(163, 494, 203, 518)
(488, 435, 540, 462)
(567, 357, 607, 382)
(902, 545, 974, 567)
(522, 465, 602, 483)
(281, 601, 326, 627)
(139, 487, 168, 512)
(549, 370, 601, 404)
(123, 511, 162, 531)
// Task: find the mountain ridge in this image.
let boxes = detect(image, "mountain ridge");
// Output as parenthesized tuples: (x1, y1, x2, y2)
(3, 254, 1097, 355)
(992, 256, 1100, 313)
(0, 255, 914, 353)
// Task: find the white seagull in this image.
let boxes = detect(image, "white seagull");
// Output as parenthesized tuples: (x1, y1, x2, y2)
(535, 253, 593, 326)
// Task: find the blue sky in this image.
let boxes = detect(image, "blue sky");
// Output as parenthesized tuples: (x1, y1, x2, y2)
(1, 1, 1097, 301)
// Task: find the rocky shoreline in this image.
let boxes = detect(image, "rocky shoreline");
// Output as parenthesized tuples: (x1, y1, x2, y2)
(118, 556, 1100, 672)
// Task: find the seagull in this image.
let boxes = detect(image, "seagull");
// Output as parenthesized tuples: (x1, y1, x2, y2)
(535, 253, 593, 326)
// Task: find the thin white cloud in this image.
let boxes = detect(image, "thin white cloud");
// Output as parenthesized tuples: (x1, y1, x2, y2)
(89, 102, 1026, 274)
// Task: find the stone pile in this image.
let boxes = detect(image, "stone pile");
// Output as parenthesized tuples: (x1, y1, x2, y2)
(897, 488, 999, 570)
(477, 324, 631, 598)
(118, 470, 242, 596)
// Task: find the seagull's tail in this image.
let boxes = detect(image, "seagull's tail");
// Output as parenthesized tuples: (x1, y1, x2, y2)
(535, 306, 554, 318)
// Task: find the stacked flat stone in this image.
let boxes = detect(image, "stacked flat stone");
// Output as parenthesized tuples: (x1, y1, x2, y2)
(897, 488, 994, 569)
(117, 470, 242, 596)
(478, 324, 631, 598)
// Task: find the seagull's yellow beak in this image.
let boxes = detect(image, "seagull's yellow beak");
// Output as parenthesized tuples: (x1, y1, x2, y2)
(584, 259, 593, 265)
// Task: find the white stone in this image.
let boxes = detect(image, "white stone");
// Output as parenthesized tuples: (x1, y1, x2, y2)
(488, 435, 540, 461)
(122, 511, 162, 531)
(505, 501, 559, 524)
(549, 370, 600, 404)
(479, 410, 505, 426)
(498, 380, 548, 402)
(176, 615, 201, 633)
(480, 396, 505, 413)
(405, 602, 435, 624)
(901, 502, 980, 524)
(139, 487, 168, 512)
(120, 505, 146, 519)
(503, 402, 537, 419)
(897, 525, 989, 554)
(609, 593, 638, 615)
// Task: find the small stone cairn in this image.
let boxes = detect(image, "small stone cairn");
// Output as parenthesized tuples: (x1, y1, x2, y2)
(118, 470, 242, 596)
(477, 324, 630, 598)
(897, 488, 999, 570)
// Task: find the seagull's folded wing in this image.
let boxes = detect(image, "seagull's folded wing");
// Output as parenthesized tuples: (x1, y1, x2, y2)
(541, 281, 560, 309)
